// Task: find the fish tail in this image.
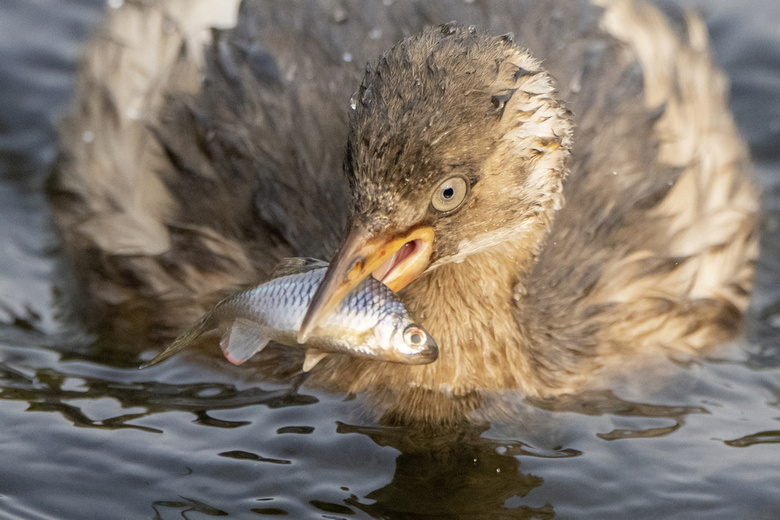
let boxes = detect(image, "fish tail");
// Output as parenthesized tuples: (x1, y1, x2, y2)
(138, 312, 216, 369)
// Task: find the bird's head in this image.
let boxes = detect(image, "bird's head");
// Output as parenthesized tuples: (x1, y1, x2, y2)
(299, 23, 573, 342)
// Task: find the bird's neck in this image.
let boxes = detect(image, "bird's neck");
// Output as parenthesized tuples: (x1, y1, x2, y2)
(398, 240, 543, 395)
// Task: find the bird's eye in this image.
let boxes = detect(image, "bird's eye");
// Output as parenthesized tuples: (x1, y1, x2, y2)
(403, 326, 427, 347)
(431, 176, 469, 213)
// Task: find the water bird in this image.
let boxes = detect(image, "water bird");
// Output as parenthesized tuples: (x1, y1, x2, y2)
(50, 0, 758, 424)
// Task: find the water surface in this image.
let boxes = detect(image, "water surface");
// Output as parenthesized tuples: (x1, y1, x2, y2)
(1, 1, 779, 518)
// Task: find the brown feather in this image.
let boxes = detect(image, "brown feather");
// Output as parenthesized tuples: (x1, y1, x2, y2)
(50, 0, 758, 425)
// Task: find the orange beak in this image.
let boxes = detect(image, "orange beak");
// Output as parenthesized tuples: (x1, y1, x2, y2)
(297, 225, 434, 343)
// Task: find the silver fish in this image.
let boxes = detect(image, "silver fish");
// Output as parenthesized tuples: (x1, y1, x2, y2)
(140, 258, 438, 371)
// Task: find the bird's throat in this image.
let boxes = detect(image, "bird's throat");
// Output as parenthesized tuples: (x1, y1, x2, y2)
(398, 242, 540, 390)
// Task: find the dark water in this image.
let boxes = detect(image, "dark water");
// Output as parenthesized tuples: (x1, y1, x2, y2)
(1, 1, 780, 518)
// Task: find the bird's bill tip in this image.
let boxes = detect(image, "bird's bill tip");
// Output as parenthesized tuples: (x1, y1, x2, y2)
(297, 225, 434, 343)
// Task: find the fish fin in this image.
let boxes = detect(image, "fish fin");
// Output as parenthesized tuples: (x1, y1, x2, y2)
(139, 312, 214, 368)
(268, 257, 328, 280)
(220, 318, 271, 365)
(302, 349, 329, 372)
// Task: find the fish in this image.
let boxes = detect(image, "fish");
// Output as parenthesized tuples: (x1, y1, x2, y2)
(140, 258, 438, 371)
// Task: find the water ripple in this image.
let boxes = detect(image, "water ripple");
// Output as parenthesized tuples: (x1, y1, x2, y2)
(725, 430, 780, 447)
(0, 359, 318, 431)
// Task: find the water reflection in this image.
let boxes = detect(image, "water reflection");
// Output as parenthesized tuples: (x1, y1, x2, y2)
(0, 356, 317, 432)
(219, 450, 292, 465)
(250, 503, 290, 516)
(152, 497, 229, 519)
(325, 390, 712, 518)
(1, 343, 734, 519)
(528, 390, 709, 440)
(310, 499, 360, 517)
(358, 447, 552, 519)
(336, 422, 554, 519)
(725, 430, 780, 447)
(2, 347, 780, 519)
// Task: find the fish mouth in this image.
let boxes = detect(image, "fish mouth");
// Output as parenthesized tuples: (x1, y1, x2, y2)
(382, 342, 439, 365)
(415, 346, 439, 364)
(297, 225, 434, 343)
(405, 326, 439, 364)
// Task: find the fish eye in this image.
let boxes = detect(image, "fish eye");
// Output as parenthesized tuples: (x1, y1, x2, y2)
(403, 325, 427, 347)
(431, 176, 469, 213)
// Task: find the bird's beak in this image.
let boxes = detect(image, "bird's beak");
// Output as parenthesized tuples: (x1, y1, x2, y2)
(297, 225, 434, 343)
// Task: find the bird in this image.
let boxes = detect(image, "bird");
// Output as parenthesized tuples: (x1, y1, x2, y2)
(50, 0, 758, 425)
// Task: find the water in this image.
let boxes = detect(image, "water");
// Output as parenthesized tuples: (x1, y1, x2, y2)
(1, 1, 780, 518)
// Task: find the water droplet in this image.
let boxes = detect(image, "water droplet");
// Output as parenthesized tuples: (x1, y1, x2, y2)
(126, 106, 142, 120)
(552, 193, 565, 211)
(342, 52, 353, 63)
(82, 130, 94, 143)
(769, 314, 780, 328)
(441, 24, 456, 36)
(570, 76, 582, 93)
(612, 171, 618, 175)
(369, 27, 383, 40)
(349, 91, 359, 110)
(331, 8, 348, 24)
(512, 283, 527, 301)
(107, 0, 123, 8)
(362, 87, 373, 105)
